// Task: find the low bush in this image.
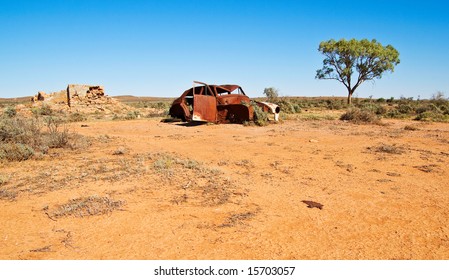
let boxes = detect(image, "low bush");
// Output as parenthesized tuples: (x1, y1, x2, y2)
(340, 108, 380, 124)
(0, 116, 42, 147)
(125, 111, 140, 120)
(3, 107, 17, 118)
(252, 101, 268, 126)
(439, 104, 449, 115)
(397, 104, 415, 114)
(293, 104, 302, 113)
(151, 102, 170, 110)
(276, 99, 296, 114)
(0, 115, 89, 161)
(385, 109, 408, 119)
(0, 143, 35, 161)
(325, 99, 345, 110)
(44, 117, 70, 148)
(414, 111, 449, 122)
(68, 112, 87, 122)
(31, 103, 53, 116)
(375, 105, 387, 115)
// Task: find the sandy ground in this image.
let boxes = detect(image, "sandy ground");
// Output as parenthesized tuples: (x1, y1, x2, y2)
(1, 117, 448, 259)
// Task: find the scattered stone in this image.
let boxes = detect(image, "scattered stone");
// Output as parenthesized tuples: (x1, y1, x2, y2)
(386, 172, 401, 177)
(335, 161, 355, 172)
(112, 147, 127, 155)
(377, 179, 393, 183)
(301, 200, 323, 210)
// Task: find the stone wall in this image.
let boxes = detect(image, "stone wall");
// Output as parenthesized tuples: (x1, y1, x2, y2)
(66, 84, 105, 107)
(32, 84, 106, 107)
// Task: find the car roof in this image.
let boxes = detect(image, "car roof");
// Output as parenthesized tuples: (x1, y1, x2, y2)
(181, 84, 245, 97)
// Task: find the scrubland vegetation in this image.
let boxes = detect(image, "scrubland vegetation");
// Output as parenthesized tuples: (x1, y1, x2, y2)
(1, 92, 448, 162)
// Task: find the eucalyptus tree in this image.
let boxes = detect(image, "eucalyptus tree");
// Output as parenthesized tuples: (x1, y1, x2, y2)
(316, 39, 400, 104)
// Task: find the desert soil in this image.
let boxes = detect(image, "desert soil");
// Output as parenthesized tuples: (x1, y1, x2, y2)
(1, 117, 448, 259)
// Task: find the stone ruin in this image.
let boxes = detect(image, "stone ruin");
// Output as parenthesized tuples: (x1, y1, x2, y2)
(32, 84, 112, 108)
(33, 91, 47, 101)
(27, 83, 160, 118)
(66, 84, 106, 107)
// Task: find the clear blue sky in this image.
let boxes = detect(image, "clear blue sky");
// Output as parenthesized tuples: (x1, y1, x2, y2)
(1, 0, 448, 99)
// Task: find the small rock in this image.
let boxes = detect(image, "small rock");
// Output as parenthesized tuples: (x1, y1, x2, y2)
(302, 200, 323, 210)
(112, 147, 126, 155)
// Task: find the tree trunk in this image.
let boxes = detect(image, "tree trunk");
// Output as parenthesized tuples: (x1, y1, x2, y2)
(347, 90, 353, 105)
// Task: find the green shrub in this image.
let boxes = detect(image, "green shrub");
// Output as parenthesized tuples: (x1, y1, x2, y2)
(325, 99, 345, 110)
(293, 104, 302, 113)
(0, 117, 43, 147)
(439, 104, 449, 115)
(340, 108, 380, 124)
(397, 104, 414, 114)
(385, 109, 404, 119)
(0, 143, 35, 161)
(358, 103, 381, 114)
(414, 112, 449, 122)
(44, 117, 70, 148)
(375, 105, 387, 115)
(31, 103, 53, 116)
(68, 112, 87, 122)
(112, 114, 121, 120)
(277, 99, 295, 114)
(125, 111, 140, 120)
(415, 103, 441, 114)
(146, 109, 169, 118)
(0, 116, 87, 161)
(415, 106, 428, 114)
(152, 102, 170, 110)
(252, 102, 268, 126)
(3, 107, 17, 118)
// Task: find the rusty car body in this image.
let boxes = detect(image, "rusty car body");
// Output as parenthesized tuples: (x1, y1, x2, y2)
(169, 81, 280, 123)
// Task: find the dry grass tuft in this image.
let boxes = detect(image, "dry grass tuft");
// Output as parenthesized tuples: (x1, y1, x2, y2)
(368, 143, 405, 155)
(219, 211, 258, 228)
(234, 159, 255, 168)
(404, 125, 420, 131)
(0, 188, 17, 200)
(49, 195, 125, 218)
(147, 152, 237, 207)
(29, 245, 52, 253)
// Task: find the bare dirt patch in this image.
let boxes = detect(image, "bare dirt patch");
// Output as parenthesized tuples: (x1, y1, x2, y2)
(1, 118, 448, 259)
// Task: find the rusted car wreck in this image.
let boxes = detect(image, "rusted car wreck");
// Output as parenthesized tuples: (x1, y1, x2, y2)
(169, 81, 280, 123)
